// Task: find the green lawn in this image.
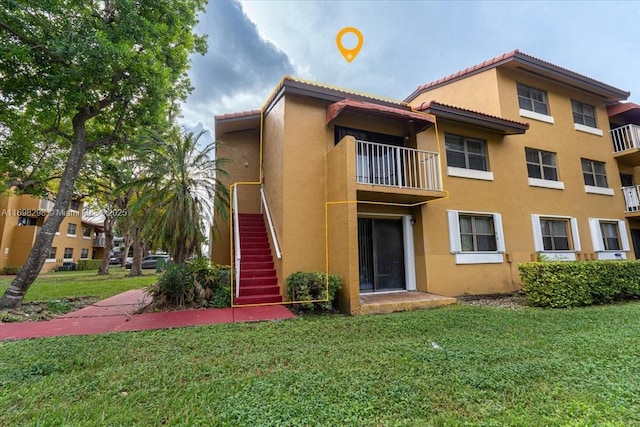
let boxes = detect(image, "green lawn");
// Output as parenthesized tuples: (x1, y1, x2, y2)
(1, 303, 639, 425)
(0, 268, 159, 302)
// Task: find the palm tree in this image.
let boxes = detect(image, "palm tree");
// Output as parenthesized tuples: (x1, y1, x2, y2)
(131, 129, 229, 264)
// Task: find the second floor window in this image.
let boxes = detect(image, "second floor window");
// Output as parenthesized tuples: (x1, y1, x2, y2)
(459, 215, 497, 252)
(517, 83, 549, 115)
(67, 223, 77, 235)
(445, 134, 488, 171)
(83, 227, 91, 237)
(526, 148, 558, 181)
(572, 100, 596, 128)
(70, 200, 80, 211)
(581, 159, 607, 188)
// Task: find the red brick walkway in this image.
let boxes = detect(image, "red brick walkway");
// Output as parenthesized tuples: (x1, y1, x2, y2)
(0, 289, 295, 341)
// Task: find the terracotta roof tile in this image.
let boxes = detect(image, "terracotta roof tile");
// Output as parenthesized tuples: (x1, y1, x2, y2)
(214, 110, 261, 121)
(607, 102, 640, 117)
(414, 100, 528, 127)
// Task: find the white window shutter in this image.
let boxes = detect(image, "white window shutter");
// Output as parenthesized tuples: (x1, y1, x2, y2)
(618, 220, 631, 251)
(447, 211, 461, 253)
(493, 213, 505, 253)
(570, 218, 581, 252)
(588, 218, 603, 252)
(531, 215, 543, 252)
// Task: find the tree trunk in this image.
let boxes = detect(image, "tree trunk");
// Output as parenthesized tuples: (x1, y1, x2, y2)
(128, 234, 143, 277)
(0, 119, 88, 308)
(98, 214, 115, 275)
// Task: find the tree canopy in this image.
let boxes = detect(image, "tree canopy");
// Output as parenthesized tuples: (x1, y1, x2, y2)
(0, 0, 207, 308)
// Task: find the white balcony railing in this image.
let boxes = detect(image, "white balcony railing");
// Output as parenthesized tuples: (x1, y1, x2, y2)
(622, 185, 640, 212)
(39, 198, 55, 211)
(356, 140, 442, 191)
(611, 124, 640, 153)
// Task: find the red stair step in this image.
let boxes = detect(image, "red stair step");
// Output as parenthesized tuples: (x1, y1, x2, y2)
(240, 276, 277, 287)
(238, 285, 281, 297)
(242, 255, 273, 263)
(243, 261, 274, 270)
(234, 294, 283, 305)
(241, 269, 276, 278)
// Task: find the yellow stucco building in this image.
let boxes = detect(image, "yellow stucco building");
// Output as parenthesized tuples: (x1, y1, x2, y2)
(0, 195, 106, 273)
(211, 50, 640, 314)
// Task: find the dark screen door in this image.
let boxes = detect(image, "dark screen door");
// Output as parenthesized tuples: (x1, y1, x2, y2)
(358, 218, 405, 292)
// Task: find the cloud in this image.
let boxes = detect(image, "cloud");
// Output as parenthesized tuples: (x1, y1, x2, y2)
(180, 0, 296, 130)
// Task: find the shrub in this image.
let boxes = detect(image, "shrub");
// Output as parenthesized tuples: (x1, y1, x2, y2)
(286, 271, 342, 313)
(77, 259, 102, 271)
(2, 266, 21, 275)
(518, 261, 640, 308)
(148, 258, 231, 308)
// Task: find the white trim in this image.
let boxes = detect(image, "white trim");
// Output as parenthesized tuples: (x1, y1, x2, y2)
(528, 178, 565, 190)
(66, 234, 76, 238)
(360, 290, 407, 296)
(83, 236, 91, 240)
(584, 185, 614, 196)
(447, 167, 494, 181)
(597, 252, 627, 260)
(55, 232, 60, 236)
(538, 252, 577, 261)
(63, 258, 73, 262)
(45, 258, 56, 263)
(447, 210, 505, 264)
(402, 216, 417, 291)
(455, 253, 504, 264)
(574, 123, 603, 136)
(519, 109, 555, 124)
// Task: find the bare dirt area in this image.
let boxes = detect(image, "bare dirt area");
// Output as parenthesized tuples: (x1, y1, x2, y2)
(0, 297, 98, 323)
(457, 292, 528, 309)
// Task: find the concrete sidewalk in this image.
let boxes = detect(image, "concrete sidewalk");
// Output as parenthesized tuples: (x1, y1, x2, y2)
(0, 289, 295, 341)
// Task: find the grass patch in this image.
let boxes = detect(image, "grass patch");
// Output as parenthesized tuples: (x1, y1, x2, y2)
(0, 267, 159, 302)
(1, 303, 639, 425)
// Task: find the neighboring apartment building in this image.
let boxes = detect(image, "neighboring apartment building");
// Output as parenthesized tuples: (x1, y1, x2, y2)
(0, 194, 106, 273)
(211, 50, 638, 314)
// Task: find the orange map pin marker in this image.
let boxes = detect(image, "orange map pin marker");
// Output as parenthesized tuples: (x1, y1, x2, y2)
(336, 27, 364, 63)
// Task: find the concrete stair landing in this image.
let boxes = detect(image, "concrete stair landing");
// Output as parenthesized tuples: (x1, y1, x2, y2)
(359, 291, 456, 315)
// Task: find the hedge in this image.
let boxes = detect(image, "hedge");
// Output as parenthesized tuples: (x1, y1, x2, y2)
(77, 259, 103, 271)
(286, 271, 342, 313)
(518, 261, 640, 308)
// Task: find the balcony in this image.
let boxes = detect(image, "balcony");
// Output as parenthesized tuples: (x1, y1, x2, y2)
(93, 237, 106, 247)
(611, 124, 640, 165)
(622, 185, 640, 215)
(355, 140, 444, 203)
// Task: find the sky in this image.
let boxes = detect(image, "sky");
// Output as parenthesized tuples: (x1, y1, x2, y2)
(179, 0, 640, 137)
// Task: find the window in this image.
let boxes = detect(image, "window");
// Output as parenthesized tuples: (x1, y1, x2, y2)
(525, 148, 559, 181)
(572, 100, 596, 128)
(448, 211, 505, 264)
(540, 219, 571, 250)
(581, 159, 608, 187)
(70, 200, 80, 211)
(47, 247, 57, 260)
(445, 134, 488, 171)
(17, 216, 37, 226)
(80, 248, 89, 259)
(83, 226, 91, 237)
(67, 223, 77, 236)
(531, 215, 581, 260)
(63, 247, 73, 259)
(588, 219, 630, 259)
(517, 83, 549, 115)
(459, 215, 497, 252)
(600, 222, 620, 250)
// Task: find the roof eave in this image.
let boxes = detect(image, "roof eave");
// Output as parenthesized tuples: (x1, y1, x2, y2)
(425, 103, 529, 135)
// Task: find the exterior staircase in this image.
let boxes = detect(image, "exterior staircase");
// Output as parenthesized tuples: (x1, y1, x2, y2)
(234, 213, 283, 305)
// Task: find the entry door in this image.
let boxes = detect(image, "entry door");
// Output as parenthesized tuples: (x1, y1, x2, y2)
(631, 229, 640, 260)
(358, 218, 405, 292)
